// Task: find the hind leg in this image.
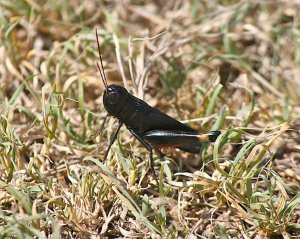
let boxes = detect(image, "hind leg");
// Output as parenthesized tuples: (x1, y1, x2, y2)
(129, 130, 159, 185)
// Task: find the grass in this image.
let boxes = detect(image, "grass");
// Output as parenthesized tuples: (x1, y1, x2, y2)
(1, 0, 300, 238)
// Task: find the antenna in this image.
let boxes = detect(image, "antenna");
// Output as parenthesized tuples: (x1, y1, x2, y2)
(95, 28, 108, 89)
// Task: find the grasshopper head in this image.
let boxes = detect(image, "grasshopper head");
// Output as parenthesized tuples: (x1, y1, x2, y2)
(103, 84, 129, 116)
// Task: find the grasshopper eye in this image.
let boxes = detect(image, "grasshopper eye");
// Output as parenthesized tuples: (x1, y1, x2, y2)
(108, 91, 120, 104)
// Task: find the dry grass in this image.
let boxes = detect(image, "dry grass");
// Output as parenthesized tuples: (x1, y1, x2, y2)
(1, 0, 300, 238)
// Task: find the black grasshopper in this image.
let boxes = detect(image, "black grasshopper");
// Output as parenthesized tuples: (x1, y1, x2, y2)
(96, 30, 220, 177)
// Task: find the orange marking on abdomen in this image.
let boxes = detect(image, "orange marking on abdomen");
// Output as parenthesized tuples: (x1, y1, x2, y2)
(196, 134, 209, 141)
